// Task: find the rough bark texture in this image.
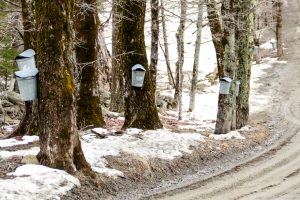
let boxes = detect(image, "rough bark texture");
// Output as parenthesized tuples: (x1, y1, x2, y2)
(120, 0, 162, 129)
(189, 0, 204, 112)
(236, 0, 254, 129)
(35, 0, 93, 175)
(206, 0, 224, 77)
(160, 0, 175, 88)
(150, 0, 159, 91)
(10, 0, 38, 138)
(75, 0, 105, 129)
(174, 0, 187, 118)
(110, 0, 125, 112)
(276, 0, 283, 57)
(215, 0, 237, 134)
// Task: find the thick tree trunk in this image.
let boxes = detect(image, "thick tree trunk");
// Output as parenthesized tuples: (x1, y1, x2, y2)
(236, 0, 254, 129)
(160, 0, 175, 88)
(110, 0, 125, 112)
(150, 0, 159, 91)
(120, 0, 162, 129)
(35, 0, 93, 175)
(10, 0, 38, 138)
(215, 0, 237, 134)
(174, 0, 187, 118)
(75, 0, 105, 129)
(276, 0, 283, 57)
(189, 0, 204, 112)
(206, 0, 224, 77)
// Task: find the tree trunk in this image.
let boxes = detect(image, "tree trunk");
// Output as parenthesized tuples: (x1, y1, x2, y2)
(160, 0, 175, 88)
(75, 0, 105, 129)
(9, 0, 38, 138)
(150, 0, 159, 92)
(276, 0, 283, 57)
(215, 0, 237, 134)
(206, 0, 224, 78)
(35, 0, 93, 175)
(120, 0, 162, 129)
(189, 0, 204, 112)
(236, 0, 254, 129)
(174, 0, 187, 119)
(110, 0, 125, 112)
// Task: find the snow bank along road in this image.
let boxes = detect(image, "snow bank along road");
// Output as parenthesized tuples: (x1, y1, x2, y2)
(147, 1, 300, 200)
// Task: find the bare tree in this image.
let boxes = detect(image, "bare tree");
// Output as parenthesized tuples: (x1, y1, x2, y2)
(160, 0, 175, 88)
(150, 0, 159, 91)
(113, 0, 162, 129)
(75, 0, 105, 129)
(214, 0, 237, 134)
(236, 0, 255, 129)
(9, 0, 38, 138)
(276, 0, 283, 57)
(110, 0, 125, 112)
(174, 0, 187, 120)
(36, 0, 93, 175)
(189, 0, 204, 112)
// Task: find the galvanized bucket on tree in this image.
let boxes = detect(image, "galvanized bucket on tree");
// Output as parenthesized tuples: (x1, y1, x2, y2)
(219, 77, 232, 95)
(15, 49, 36, 71)
(15, 68, 38, 101)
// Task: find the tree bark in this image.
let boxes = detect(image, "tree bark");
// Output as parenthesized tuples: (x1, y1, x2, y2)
(189, 0, 204, 112)
(160, 0, 175, 88)
(120, 0, 162, 129)
(9, 0, 38, 138)
(110, 0, 125, 112)
(215, 0, 237, 134)
(150, 0, 159, 92)
(174, 0, 187, 119)
(236, 0, 254, 129)
(276, 0, 283, 57)
(206, 0, 224, 77)
(75, 0, 105, 129)
(35, 0, 93, 175)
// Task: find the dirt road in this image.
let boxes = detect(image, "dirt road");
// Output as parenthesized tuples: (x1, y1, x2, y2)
(149, 1, 300, 199)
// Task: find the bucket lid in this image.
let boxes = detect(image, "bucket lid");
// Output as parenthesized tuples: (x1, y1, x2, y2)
(220, 77, 232, 83)
(15, 68, 38, 78)
(132, 64, 145, 71)
(16, 49, 36, 59)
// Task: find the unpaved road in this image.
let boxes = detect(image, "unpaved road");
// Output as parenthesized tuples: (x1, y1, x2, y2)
(149, 1, 300, 200)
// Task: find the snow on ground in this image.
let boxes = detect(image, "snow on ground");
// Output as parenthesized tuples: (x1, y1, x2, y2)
(0, 136, 39, 148)
(0, 147, 39, 160)
(81, 128, 205, 178)
(0, 164, 79, 200)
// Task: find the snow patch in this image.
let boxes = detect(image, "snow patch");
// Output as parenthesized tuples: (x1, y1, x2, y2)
(0, 164, 79, 200)
(0, 136, 39, 148)
(209, 131, 245, 140)
(0, 147, 39, 160)
(81, 129, 205, 177)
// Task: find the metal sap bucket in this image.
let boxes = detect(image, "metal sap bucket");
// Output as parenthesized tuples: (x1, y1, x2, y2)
(15, 49, 36, 71)
(15, 68, 38, 101)
(236, 80, 241, 96)
(219, 77, 232, 95)
(131, 64, 146, 88)
(270, 40, 277, 50)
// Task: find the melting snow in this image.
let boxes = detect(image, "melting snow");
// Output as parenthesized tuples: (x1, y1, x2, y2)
(0, 136, 39, 148)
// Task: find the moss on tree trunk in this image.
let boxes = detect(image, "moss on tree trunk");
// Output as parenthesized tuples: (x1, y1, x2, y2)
(236, 0, 254, 129)
(118, 0, 162, 129)
(35, 0, 93, 175)
(75, 0, 105, 129)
